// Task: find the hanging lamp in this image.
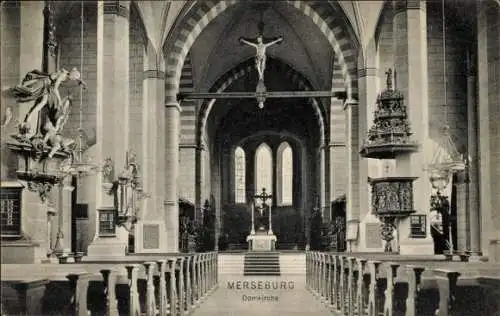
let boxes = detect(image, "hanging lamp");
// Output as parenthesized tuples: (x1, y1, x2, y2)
(427, 0, 466, 258)
(427, 0, 465, 190)
(60, 1, 98, 177)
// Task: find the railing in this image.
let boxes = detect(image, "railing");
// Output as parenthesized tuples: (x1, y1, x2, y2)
(1, 251, 218, 316)
(306, 251, 500, 316)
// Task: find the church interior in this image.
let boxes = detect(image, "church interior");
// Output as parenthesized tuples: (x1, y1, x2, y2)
(1, 1, 500, 315)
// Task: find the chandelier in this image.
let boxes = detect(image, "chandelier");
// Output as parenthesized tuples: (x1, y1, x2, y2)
(60, 1, 98, 178)
(426, 0, 465, 186)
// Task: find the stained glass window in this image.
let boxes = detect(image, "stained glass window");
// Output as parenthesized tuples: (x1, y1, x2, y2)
(255, 143, 273, 203)
(280, 143, 293, 205)
(234, 146, 246, 203)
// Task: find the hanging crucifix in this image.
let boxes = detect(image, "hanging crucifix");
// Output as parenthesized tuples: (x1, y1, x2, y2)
(239, 20, 283, 108)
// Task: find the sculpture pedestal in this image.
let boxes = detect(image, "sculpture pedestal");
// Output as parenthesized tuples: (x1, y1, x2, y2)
(85, 226, 129, 260)
(246, 233, 276, 252)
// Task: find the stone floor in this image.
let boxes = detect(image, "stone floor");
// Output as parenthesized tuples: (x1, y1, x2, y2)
(193, 274, 331, 316)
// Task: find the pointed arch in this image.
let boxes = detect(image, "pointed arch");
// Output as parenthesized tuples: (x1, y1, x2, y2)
(234, 146, 246, 204)
(163, 0, 359, 103)
(277, 142, 293, 206)
(255, 143, 273, 202)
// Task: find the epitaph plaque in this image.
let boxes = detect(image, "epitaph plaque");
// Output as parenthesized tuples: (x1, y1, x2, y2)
(365, 223, 382, 249)
(1, 187, 22, 238)
(143, 224, 160, 249)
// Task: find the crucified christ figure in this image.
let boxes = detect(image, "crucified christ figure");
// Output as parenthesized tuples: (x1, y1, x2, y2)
(240, 35, 283, 82)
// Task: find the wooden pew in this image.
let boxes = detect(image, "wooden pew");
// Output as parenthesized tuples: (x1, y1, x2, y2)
(1, 251, 219, 316)
(306, 251, 500, 316)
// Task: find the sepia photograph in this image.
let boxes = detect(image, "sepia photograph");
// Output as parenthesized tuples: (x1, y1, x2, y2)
(0, 0, 499, 315)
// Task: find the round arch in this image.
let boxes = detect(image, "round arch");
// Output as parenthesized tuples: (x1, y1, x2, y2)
(197, 57, 327, 149)
(163, 0, 359, 103)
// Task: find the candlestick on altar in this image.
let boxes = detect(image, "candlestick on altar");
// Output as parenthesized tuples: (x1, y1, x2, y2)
(268, 203, 273, 235)
(250, 202, 256, 235)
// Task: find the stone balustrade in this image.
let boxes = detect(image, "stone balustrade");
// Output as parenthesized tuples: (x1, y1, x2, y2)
(306, 251, 500, 315)
(0, 251, 218, 316)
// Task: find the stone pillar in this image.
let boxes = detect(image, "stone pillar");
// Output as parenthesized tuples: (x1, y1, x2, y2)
(302, 146, 310, 249)
(87, 1, 131, 259)
(466, 52, 481, 256)
(357, 62, 383, 252)
(328, 141, 346, 201)
(60, 176, 74, 254)
(195, 143, 206, 223)
(329, 99, 347, 205)
(344, 99, 360, 250)
(4, 2, 49, 263)
(179, 144, 197, 203)
(19, 2, 44, 120)
(477, 0, 500, 261)
(319, 145, 326, 219)
(393, 0, 433, 255)
(455, 172, 468, 251)
(179, 99, 198, 205)
(134, 68, 167, 253)
(165, 101, 181, 253)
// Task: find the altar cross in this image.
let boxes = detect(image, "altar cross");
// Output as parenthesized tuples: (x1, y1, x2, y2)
(254, 187, 272, 213)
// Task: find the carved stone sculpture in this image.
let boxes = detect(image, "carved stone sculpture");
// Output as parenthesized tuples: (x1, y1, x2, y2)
(10, 68, 86, 158)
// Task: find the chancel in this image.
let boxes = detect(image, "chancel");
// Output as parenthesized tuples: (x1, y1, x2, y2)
(1, 1, 500, 315)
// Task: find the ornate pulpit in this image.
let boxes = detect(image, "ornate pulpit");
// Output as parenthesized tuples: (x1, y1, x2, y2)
(246, 188, 277, 251)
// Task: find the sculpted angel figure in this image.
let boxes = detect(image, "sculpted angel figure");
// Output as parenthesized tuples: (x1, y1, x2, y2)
(240, 35, 283, 81)
(11, 67, 86, 155)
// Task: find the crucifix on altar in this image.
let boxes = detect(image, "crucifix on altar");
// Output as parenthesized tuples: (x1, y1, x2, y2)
(247, 187, 277, 251)
(252, 187, 273, 234)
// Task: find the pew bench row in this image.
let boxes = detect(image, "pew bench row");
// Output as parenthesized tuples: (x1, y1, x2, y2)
(1, 251, 218, 316)
(306, 251, 500, 316)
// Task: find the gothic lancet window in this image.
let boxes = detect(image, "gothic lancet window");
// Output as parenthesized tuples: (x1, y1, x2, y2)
(234, 146, 246, 203)
(255, 143, 273, 204)
(277, 142, 293, 205)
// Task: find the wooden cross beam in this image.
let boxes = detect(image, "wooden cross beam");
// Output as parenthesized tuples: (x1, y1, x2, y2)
(177, 91, 348, 101)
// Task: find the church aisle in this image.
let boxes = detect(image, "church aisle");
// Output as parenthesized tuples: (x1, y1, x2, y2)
(192, 274, 332, 316)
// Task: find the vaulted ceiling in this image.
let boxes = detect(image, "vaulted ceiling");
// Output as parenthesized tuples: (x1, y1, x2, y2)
(140, 1, 385, 63)
(190, 2, 334, 91)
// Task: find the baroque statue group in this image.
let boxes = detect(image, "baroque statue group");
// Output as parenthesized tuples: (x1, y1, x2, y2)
(9, 67, 86, 159)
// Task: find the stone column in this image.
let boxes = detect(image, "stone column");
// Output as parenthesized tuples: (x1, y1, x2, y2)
(455, 172, 468, 251)
(133, 68, 168, 253)
(344, 99, 360, 250)
(466, 50, 481, 256)
(195, 142, 206, 223)
(329, 99, 347, 205)
(60, 176, 74, 254)
(477, 0, 500, 261)
(319, 145, 326, 219)
(357, 62, 383, 252)
(8, 2, 49, 263)
(302, 146, 310, 249)
(19, 2, 44, 119)
(328, 141, 346, 200)
(179, 99, 198, 204)
(393, 0, 433, 255)
(87, 1, 131, 258)
(164, 101, 181, 253)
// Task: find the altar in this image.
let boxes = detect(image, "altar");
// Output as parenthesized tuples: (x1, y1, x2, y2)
(247, 232, 276, 251)
(247, 188, 277, 251)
